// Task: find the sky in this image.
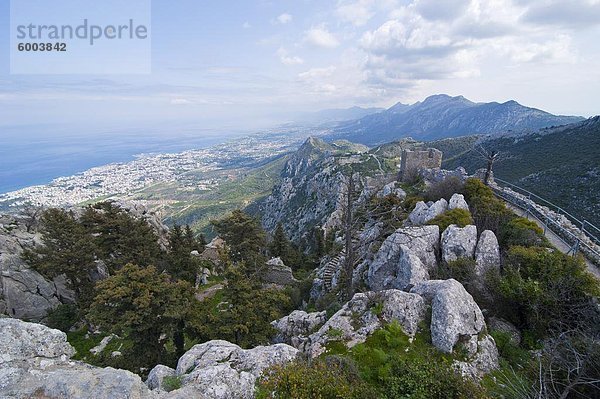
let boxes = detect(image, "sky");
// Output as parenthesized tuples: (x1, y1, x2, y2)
(1, 0, 600, 135)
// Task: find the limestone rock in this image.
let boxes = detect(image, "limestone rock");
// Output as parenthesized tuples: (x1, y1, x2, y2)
(441, 224, 477, 263)
(368, 226, 439, 291)
(272, 310, 327, 350)
(407, 198, 448, 225)
(170, 340, 298, 399)
(454, 335, 499, 379)
(307, 290, 425, 358)
(448, 193, 469, 210)
(0, 318, 74, 363)
(377, 182, 407, 199)
(146, 365, 176, 391)
(475, 230, 501, 277)
(260, 258, 297, 286)
(0, 318, 152, 399)
(411, 279, 485, 353)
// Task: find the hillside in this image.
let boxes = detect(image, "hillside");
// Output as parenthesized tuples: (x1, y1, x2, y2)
(327, 94, 583, 145)
(444, 116, 600, 227)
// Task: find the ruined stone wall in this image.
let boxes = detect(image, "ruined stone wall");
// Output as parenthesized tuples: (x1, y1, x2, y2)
(400, 148, 443, 181)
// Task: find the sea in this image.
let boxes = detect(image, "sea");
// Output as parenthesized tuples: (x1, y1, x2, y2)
(0, 124, 246, 194)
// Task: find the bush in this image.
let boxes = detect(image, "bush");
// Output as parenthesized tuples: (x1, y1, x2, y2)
(463, 178, 511, 233)
(427, 209, 473, 232)
(433, 258, 477, 288)
(256, 358, 374, 399)
(46, 304, 79, 332)
(499, 217, 547, 248)
(424, 176, 465, 202)
(492, 246, 599, 341)
(162, 376, 182, 392)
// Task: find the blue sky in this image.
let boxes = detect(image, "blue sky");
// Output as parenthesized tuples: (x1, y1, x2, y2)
(1, 0, 600, 134)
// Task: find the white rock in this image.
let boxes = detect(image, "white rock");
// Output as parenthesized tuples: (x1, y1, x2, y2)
(411, 279, 485, 353)
(448, 193, 469, 210)
(407, 198, 448, 225)
(441, 224, 478, 263)
(146, 365, 176, 391)
(475, 230, 501, 277)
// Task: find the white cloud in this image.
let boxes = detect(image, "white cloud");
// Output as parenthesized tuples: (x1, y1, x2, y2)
(170, 98, 193, 105)
(276, 13, 293, 24)
(299, 66, 337, 80)
(277, 48, 304, 65)
(304, 26, 340, 48)
(242, 21, 251, 29)
(336, 0, 376, 26)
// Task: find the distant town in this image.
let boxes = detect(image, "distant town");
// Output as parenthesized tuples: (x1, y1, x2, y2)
(0, 128, 318, 211)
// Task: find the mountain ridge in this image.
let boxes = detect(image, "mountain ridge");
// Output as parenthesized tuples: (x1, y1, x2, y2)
(327, 94, 584, 145)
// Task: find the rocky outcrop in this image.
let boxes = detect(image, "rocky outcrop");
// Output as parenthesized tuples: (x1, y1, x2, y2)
(146, 365, 176, 391)
(0, 215, 75, 321)
(454, 334, 499, 379)
(410, 279, 485, 354)
(162, 340, 298, 399)
(448, 193, 469, 210)
(441, 224, 477, 263)
(474, 230, 501, 277)
(260, 257, 297, 286)
(407, 198, 448, 225)
(377, 181, 407, 199)
(271, 310, 327, 350)
(0, 318, 152, 399)
(307, 290, 426, 358)
(368, 226, 439, 291)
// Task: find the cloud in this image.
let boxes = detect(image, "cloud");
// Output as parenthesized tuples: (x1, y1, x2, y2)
(336, 0, 376, 26)
(414, 0, 470, 21)
(169, 98, 193, 105)
(521, 0, 600, 28)
(277, 48, 304, 65)
(304, 26, 340, 48)
(276, 13, 293, 24)
(242, 21, 251, 29)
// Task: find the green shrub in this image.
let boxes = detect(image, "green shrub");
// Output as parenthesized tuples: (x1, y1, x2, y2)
(499, 217, 546, 248)
(433, 258, 477, 288)
(162, 376, 182, 392)
(46, 304, 79, 332)
(427, 208, 474, 232)
(492, 246, 599, 342)
(463, 178, 511, 234)
(256, 358, 374, 399)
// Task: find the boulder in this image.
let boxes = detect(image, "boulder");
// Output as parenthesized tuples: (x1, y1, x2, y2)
(368, 226, 439, 290)
(407, 198, 448, 225)
(377, 182, 407, 199)
(307, 290, 426, 358)
(475, 230, 501, 277)
(448, 193, 469, 210)
(170, 340, 298, 399)
(0, 318, 152, 399)
(411, 279, 485, 353)
(271, 310, 327, 350)
(454, 335, 499, 379)
(260, 258, 297, 286)
(146, 365, 176, 391)
(441, 225, 477, 263)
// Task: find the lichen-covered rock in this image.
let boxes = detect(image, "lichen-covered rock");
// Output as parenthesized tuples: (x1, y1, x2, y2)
(367, 243, 429, 291)
(368, 226, 439, 290)
(475, 230, 501, 277)
(454, 335, 499, 379)
(146, 365, 176, 391)
(441, 224, 477, 263)
(271, 310, 327, 350)
(377, 181, 407, 199)
(410, 279, 485, 353)
(0, 318, 74, 363)
(407, 198, 448, 225)
(307, 290, 425, 358)
(0, 318, 152, 399)
(448, 193, 469, 210)
(170, 340, 298, 399)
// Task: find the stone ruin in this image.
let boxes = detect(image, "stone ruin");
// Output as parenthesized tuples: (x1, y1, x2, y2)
(399, 148, 443, 182)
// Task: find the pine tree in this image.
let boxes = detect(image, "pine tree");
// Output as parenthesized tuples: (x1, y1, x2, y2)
(269, 223, 290, 259)
(166, 224, 199, 284)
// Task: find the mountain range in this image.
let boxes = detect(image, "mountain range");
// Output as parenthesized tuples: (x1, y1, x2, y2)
(326, 94, 584, 145)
